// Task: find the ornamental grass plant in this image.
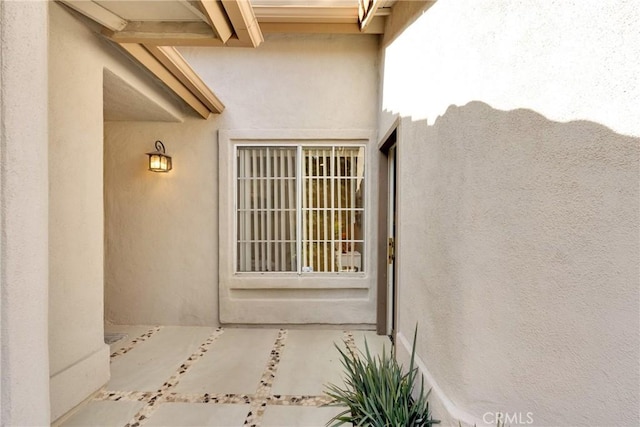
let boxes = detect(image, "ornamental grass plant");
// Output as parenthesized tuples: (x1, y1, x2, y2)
(325, 328, 440, 427)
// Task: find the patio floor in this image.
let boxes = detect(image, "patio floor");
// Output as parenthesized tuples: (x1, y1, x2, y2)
(57, 325, 390, 427)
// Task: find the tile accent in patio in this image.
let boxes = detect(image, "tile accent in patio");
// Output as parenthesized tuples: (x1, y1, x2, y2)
(62, 326, 388, 427)
(122, 327, 224, 426)
(109, 326, 162, 360)
(243, 328, 288, 426)
(174, 328, 280, 395)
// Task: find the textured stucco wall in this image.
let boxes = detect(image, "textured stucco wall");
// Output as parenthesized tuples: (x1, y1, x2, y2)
(181, 34, 378, 130)
(0, 0, 51, 425)
(104, 33, 379, 326)
(382, 1, 639, 426)
(104, 119, 218, 326)
(48, 3, 185, 421)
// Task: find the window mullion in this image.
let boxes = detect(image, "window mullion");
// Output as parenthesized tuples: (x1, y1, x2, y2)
(251, 149, 259, 272)
(288, 149, 296, 272)
(279, 150, 285, 271)
(244, 151, 250, 271)
(236, 146, 241, 272)
(337, 147, 343, 271)
(315, 150, 320, 271)
(296, 145, 303, 274)
(273, 150, 279, 271)
(266, 147, 272, 271)
(274, 150, 280, 271)
(330, 146, 336, 273)
(260, 149, 266, 271)
(323, 150, 328, 272)
(307, 149, 313, 271)
(350, 149, 355, 270)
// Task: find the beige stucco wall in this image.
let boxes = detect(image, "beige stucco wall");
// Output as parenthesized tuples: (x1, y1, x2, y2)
(104, 118, 218, 325)
(104, 33, 380, 326)
(48, 3, 186, 421)
(381, 1, 639, 426)
(0, 0, 51, 425)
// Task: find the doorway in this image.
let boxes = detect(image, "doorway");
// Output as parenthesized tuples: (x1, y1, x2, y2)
(377, 126, 398, 337)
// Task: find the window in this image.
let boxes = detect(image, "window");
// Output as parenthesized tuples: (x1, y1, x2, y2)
(236, 145, 365, 273)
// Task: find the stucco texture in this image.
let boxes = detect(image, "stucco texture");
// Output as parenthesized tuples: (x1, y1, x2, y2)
(1, 0, 50, 425)
(48, 3, 186, 421)
(382, 1, 639, 426)
(105, 119, 219, 326)
(104, 33, 379, 327)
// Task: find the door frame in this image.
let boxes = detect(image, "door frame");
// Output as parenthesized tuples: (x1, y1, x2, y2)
(377, 120, 399, 336)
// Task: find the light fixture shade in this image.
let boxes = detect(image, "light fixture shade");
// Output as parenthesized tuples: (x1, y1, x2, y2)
(146, 140, 172, 172)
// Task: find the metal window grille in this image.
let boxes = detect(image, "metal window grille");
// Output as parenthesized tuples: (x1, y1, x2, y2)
(236, 145, 364, 273)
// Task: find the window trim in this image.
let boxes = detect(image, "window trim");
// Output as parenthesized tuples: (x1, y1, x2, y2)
(219, 129, 376, 289)
(233, 142, 367, 275)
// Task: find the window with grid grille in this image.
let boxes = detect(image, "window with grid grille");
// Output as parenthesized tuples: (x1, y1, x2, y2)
(236, 145, 365, 273)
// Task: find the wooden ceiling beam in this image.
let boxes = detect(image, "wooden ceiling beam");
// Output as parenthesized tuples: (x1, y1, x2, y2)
(58, 0, 127, 31)
(104, 21, 225, 46)
(253, 5, 357, 24)
(359, 0, 383, 32)
(145, 45, 225, 113)
(221, 0, 263, 47)
(194, 0, 234, 43)
(118, 43, 211, 119)
(260, 16, 386, 35)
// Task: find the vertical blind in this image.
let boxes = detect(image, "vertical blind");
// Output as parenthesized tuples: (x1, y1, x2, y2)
(237, 147, 297, 272)
(236, 145, 364, 273)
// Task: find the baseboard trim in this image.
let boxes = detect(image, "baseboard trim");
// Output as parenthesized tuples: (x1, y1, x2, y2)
(396, 331, 484, 427)
(50, 344, 110, 422)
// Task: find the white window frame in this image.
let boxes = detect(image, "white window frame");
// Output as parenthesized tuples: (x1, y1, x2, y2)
(233, 143, 366, 275)
(219, 130, 376, 289)
(218, 129, 378, 324)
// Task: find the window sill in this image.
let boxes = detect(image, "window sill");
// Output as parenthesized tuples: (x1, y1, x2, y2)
(228, 273, 370, 290)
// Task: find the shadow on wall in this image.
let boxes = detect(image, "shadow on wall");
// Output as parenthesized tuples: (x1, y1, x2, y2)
(393, 101, 639, 426)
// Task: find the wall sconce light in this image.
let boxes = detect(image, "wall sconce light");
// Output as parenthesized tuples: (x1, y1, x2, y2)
(146, 140, 172, 172)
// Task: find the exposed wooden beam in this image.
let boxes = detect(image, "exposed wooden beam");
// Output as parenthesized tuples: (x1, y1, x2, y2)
(118, 43, 211, 119)
(104, 21, 224, 46)
(358, 0, 367, 22)
(58, 0, 127, 31)
(194, 0, 234, 43)
(260, 16, 386, 35)
(221, 0, 263, 47)
(359, 0, 383, 32)
(145, 45, 225, 114)
(253, 5, 357, 24)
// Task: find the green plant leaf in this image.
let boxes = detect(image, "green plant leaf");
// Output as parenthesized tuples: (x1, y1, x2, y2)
(324, 326, 440, 426)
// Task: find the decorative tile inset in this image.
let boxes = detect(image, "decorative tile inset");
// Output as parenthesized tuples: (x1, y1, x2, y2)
(124, 393, 163, 427)
(163, 392, 252, 404)
(82, 328, 372, 427)
(243, 329, 288, 427)
(110, 327, 162, 360)
(343, 330, 358, 358)
(266, 394, 334, 407)
(158, 328, 224, 391)
(255, 329, 288, 396)
(95, 390, 155, 402)
(121, 327, 225, 427)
